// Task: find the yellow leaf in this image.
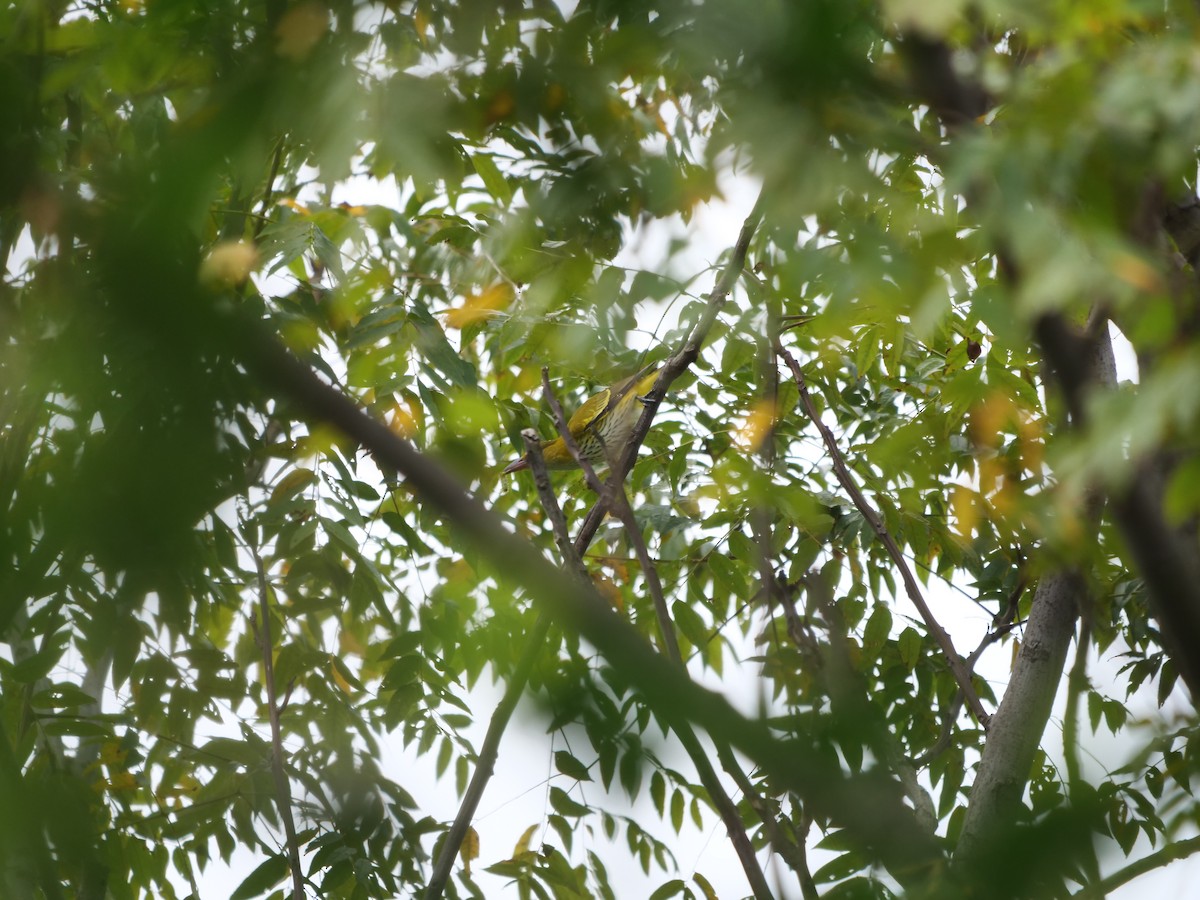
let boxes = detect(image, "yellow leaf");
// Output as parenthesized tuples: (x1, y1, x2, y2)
(277, 197, 311, 216)
(331, 659, 353, 695)
(339, 629, 366, 658)
(413, 6, 430, 45)
(1111, 250, 1163, 293)
(735, 399, 776, 452)
(99, 740, 128, 767)
(276, 1, 329, 61)
(486, 89, 516, 124)
(460, 826, 480, 875)
(108, 772, 138, 793)
(511, 824, 538, 862)
(543, 82, 566, 112)
(199, 240, 258, 288)
(389, 393, 424, 439)
(1017, 411, 1044, 472)
(952, 485, 979, 538)
(592, 574, 624, 611)
(968, 390, 1014, 450)
(444, 283, 515, 330)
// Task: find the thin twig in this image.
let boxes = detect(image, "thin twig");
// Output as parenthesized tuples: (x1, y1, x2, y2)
(253, 554, 304, 900)
(574, 192, 765, 546)
(523, 430, 590, 581)
(539, 371, 773, 900)
(425, 440, 577, 898)
(716, 742, 812, 882)
(736, 313, 813, 885)
(253, 136, 286, 242)
(539, 369, 681, 663)
(424, 613, 553, 898)
(775, 341, 992, 727)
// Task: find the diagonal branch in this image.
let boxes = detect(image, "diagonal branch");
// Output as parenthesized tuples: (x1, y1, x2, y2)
(423, 439, 571, 900)
(539, 369, 681, 663)
(427, 195, 767, 899)
(539, 373, 774, 900)
(775, 342, 991, 726)
(235, 313, 945, 877)
(1071, 834, 1200, 899)
(424, 616, 551, 900)
(252, 553, 304, 900)
(574, 193, 765, 546)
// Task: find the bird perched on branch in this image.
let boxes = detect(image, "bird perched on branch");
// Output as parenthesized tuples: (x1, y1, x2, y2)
(502, 364, 663, 474)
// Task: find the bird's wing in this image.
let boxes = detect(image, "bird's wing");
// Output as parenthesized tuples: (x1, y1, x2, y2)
(567, 386, 612, 434)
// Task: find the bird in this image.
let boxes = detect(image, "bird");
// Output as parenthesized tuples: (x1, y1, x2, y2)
(502, 364, 663, 474)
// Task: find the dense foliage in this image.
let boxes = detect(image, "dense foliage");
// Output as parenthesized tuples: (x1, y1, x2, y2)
(4, 1, 1200, 898)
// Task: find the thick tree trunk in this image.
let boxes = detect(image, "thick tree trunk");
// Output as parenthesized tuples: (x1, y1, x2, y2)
(955, 325, 1117, 870)
(954, 571, 1082, 862)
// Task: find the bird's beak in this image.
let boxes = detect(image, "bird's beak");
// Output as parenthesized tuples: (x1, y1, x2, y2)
(502, 456, 529, 475)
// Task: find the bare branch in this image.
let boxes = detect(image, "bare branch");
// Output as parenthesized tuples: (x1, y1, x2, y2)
(574, 192, 765, 545)
(425, 438, 575, 899)
(522, 431, 589, 583)
(775, 341, 991, 726)
(1071, 835, 1200, 898)
(423, 611, 553, 899)
(539, 373, 773, 900)
(252, 553, 304, 900)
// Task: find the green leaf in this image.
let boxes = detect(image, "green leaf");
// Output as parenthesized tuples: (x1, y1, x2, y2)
(312, 226, 345, 279)
(30, 683, 96, 710)
(670, 789, 684, 833)
(230, 855, 289, 900)
(408, 303, 478, 387)
(671, 600, 708, 649)
(862, 603, 892, 658)
(554, 751, 592, 782)
(813, 850, 868, 884)
(648, 879, 686, 899)
(650, 770, 665, 814)
(471, 151, 513, 205)
(897, 627, 922, 670)
(549, 786, 590, 818)
(693, 872, 719, 900)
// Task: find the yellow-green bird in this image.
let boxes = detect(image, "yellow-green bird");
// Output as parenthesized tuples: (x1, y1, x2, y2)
(502, 364, 663, 474)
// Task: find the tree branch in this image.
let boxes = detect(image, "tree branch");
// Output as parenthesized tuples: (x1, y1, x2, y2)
(775, 341, 991, 726)
(253, 554, 304, 900)
(1071, 835, 1200, 899)
(539, 372, 774, 900)
(574, 192, 765, 545)
(428, 194, 769, 899)
(424, 614, 552, 899)
(424, 439, 573, 900)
